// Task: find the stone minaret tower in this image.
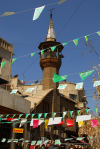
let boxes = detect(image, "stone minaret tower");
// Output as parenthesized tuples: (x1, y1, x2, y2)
(38, 12, 64, 90)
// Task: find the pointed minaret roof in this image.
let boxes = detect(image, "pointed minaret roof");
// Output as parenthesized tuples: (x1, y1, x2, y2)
(46, 12, 56, 42)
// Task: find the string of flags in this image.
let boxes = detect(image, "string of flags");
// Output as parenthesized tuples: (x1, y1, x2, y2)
(0, 0, 66, 17)
(1, 30, 100, 71)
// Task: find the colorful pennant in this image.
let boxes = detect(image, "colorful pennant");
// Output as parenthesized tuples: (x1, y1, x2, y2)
(31, 141, 36, 145)
(31, 114, 35, 120)
(45, 119, 49, 129)
(62, 42, 68, 45)
(41, 49, 44, 55)
(76, 115, 91, 122)
(1, 12, 15, 16)
(94, 108, 98, 114)
(58, 0, 67, 5)
(57, 84, 67, 89)
(25, 114, 30, 119)
(10, 89, 18, 94)
(75, 82, 83, 89)
(73, 38, 79, 46)
(85, 35, 89, 42)
(26, 88, 34, 92)
(86, 109, 90, 115)
(31, 52, 36, 57)
(37, 140, 42, 145)
(78, 121, 83, 127)
(97, 31, 100, 36)
(18, 114, 23, 120)
(77, 110, 81, 116)
(33, 119, 39, 128)
(44, 113, 48, 119)
(55, 139, 61, 145)
(1, 138, 6, 142)
(66, 119, 73, 127)
(12, 58, 17, 64)
(62, 111, 67, 119)
(1, 61, 6, 70)
(53, 73, 67, 83)
(38, 113, 42, 120)
(90, 119, 99, 127)
(52, 112, 56, 120)
(33, 6, 45, 20)
(69, 111, 73, 117)
(79, 70, 94, 81)
(51, 46, 57, 51)
(12, 114, 16, 118)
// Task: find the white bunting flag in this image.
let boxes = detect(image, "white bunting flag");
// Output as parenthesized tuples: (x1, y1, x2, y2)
(75, 82, 83, 89)
(57, 84, 67, 89)
(48, 117, 62, 125)
(26, 88, 34, 92)
(93, 81, 100, 87)
(10, 89, 18, 94)
(19, 119, 27, 127)
(33, 6, 45, 20)
(76, 115, 91, 122)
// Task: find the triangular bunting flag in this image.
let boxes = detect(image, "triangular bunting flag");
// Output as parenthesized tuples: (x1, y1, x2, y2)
(18, 114, 23, 120)
(12, 114, 16, 118)
(90, 119, 99, 127)
(78, 121, 83, 127)
(0, 114, 3, 118)
(1, 61, 6, 70)
(0, 118, 2, 121)
(51, 46, 57, 52)
(57, 84, 67, 89)
(38, 113, 42, 120)
(26, 88, 34, 92)
(52, 112, 56, 120)
(31, 114, 35, 120)
(77, 110, 81, 116)
(30, 52, 36, 57)
(19, 119, 27, 128)
(10, 89, 18, 94)
(86, 109, 90, 115)
(25, 114, 30, 119)
(1, 138, 6, 142)
(13, 139, 18, 142)
(93, 81, 100, 87)
(94, 108, 98, 114)
(69, 111, 73, 117)
(62, 111, 67, 119)
(73, 38, 79, 46)
(53, 73, 67, 83)
(55, 139, 61, 145)
(1, 12, 15, 16)
(33, 6, 45, 20)
(44, 113, 48, 119)
(37, 140, 42, 145)
(12, 58, 17, 64)
(66, 119, 73, 127)
(58, 0, 67, 5)
(31, 141, 36, 145)
(41, 49, 44, 55)
(85, 35, 89, 42)
(97, 31, 100, 36)
(5, 114, 9, 118)
(79, 70, 94, 81)
(33, 119, 39, 128)
(62, 42, 68, 45)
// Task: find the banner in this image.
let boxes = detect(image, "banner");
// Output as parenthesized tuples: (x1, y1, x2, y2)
(57, 84, 67, 89)
(53, 73, 67, 83)
(13, 128, 23, 133)
(33, 6, 45, 20)
(48, 117, 62, 125)
(93, 81, 100, 87)
(73, 38, 79, 46)
(90, 119, 99, 127)
(76, 115, 91, 122)
(75, 82, 83, 89)
(45, 119, 49, 129)
(79, 70, 94, 81)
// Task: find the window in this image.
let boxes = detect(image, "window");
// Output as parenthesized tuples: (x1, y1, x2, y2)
(69, 94, 77, 101)
(43, 102, 49, 113)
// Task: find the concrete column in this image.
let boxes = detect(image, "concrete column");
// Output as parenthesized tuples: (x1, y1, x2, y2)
(23, 123, 27, 149)
(11, 124, 16, 149)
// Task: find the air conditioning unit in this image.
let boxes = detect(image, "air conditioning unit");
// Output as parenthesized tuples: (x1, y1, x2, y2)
(61, 133, 66, 138)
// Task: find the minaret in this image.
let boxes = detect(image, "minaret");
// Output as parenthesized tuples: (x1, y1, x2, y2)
(38, 12, 64, 90)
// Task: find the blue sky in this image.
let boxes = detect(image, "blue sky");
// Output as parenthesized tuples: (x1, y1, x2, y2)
(0, 0, 100, 112)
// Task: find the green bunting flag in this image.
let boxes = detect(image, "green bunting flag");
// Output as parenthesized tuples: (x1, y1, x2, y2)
(12, 114, 16, 118)
(86, 109, 90, 115)
(44, 113, 48, 119)
(37, 140, 42, 145)
(52, 112, 56, 120)
(0, 118, 2, 121)
(97, 31, 100, 36)
(53, 73, 67, 83)
(69, 111, 73, 117)
(94, 108, 98, 114)
(58, 0, 67, 5)
(55, 139, 61, 145)
(5, 114, 9, 118)
(13, 139, 18, 142)
(1, 61, 6, 70)
(31, 114, 35, 120)
(77, 110, 81, 116)
(62, 42, 68, 46)
(38, 113, 42, 120)
(1, 138, 6, 142)
(51, 46, 57, 51)
(25, 114, 30, 119)
(41, 49, 44, 55)
(79, 70, 94, 81)
(62, 111, 67, 119)
(0, 114, 3, 118)
(1, 12, 15, 16)
(12, 58, 17, 64)
(85, 35, 89, 42)
(31, 52, 36, 57)
(73, 38, 79, 46)
(33, 6, 45, 20)
(18, 114, 23, 120)
(31, 141, 36, 145)
(12, 121, 20, 126)
(7, 139, 13, 143)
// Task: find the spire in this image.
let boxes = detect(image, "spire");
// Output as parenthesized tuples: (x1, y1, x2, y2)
(46, 9, 56, 42)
